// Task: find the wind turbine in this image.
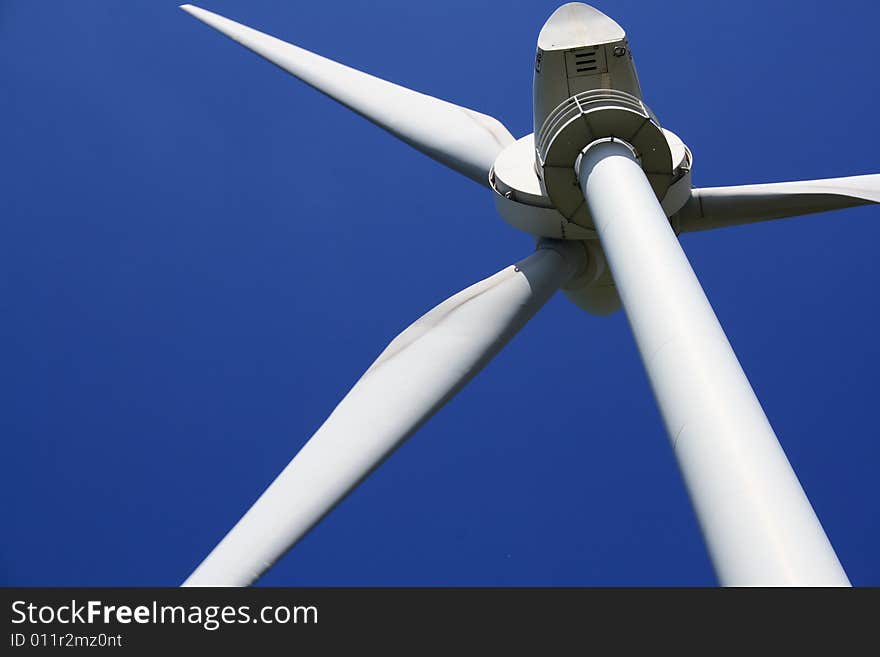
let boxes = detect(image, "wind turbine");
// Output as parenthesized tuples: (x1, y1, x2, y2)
(178, 3, 878, 587)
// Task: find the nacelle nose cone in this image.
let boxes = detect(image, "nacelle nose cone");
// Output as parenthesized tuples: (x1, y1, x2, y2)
(537, 3, 625, 51)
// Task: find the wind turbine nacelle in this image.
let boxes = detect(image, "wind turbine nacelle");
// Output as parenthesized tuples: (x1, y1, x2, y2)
(523, 3, 686, 232)
(487, 3, 695, 316)
(533, 3, 642, 137)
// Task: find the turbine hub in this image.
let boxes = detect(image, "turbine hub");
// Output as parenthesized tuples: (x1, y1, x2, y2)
(490, 4, 691, 234)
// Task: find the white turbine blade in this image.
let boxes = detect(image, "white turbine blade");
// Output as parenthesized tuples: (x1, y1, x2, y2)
(677, 174, 880, 233)
(183, 241, 585, 586)
(179, 4, 514, 185)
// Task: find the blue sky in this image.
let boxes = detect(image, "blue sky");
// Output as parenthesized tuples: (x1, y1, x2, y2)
(2, 0, 878, 586)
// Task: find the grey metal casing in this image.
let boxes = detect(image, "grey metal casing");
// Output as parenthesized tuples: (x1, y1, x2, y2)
(533, 3, 642, 138)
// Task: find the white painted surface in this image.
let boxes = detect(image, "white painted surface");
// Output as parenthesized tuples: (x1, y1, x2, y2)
(537, 3, 625, 51)
(183, 242, 585, 586)
(533, 4, 641, 139)
(578, 140, 850, 586)
(679, 174, 880, 232)
(180, 4, 513, 185)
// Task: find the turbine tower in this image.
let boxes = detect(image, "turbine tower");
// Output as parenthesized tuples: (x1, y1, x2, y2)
(179, 3, 878, 586)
